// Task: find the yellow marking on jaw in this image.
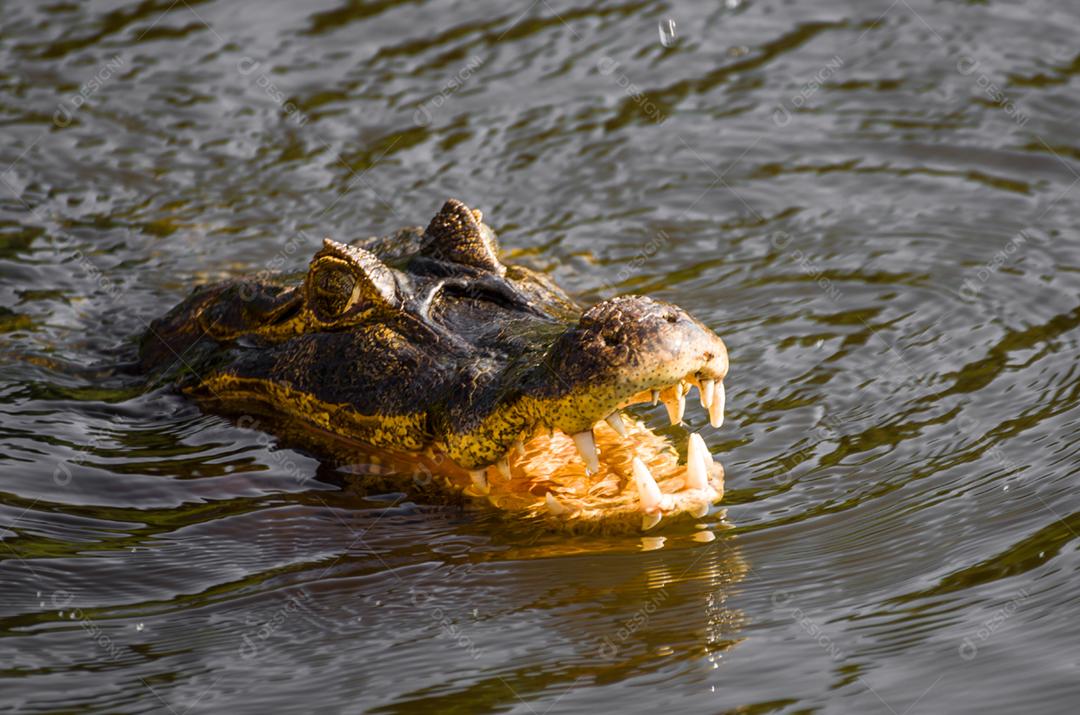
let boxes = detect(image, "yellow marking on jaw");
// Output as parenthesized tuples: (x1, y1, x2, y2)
(194, 374, 428, 451)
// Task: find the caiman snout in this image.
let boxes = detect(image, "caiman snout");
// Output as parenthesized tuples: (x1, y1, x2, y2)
(540, 295, 729, 436)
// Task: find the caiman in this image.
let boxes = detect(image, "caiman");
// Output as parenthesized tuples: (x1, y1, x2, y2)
(140, 200, 730, 533)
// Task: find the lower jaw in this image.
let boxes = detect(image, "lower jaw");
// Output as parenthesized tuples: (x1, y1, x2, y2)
(432, 418, 724, 533)
(275, 409, 724, 533)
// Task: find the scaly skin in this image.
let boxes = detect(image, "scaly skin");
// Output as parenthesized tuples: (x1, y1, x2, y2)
(140, 200, 730, 532)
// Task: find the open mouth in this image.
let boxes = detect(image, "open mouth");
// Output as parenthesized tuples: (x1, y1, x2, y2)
(439, 373, 727, 532)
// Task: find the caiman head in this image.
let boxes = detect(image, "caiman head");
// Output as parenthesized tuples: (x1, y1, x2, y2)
(141, 200, 729, 532)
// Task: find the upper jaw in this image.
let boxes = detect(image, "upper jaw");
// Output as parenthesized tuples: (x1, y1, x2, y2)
(533, 294, 728, 435)
(434, 294, 729, 474)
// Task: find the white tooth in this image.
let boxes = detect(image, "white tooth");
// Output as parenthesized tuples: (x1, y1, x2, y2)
(632, 457, 663, 514)
(686, 433, 710, 490)
(709, 381, 725, 428)
(470, 470, 489, 494)
(641, 512, 662, 531)
(662, 387, 685, 425)
(572, 430, 600, 474)
(700, 378, 714, 409)
(651, 389, 660, 405)
(605, 412, 628, 438)
(689, 502, 709, 518)
(496, 458, 511, 480)
(514, 439, 525, 456)
(545, 492, 570, 516)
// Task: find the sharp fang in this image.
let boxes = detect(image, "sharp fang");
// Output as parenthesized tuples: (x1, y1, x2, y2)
(605, 412, 628, 438)
(632, 457, 664, 514)
(686, 433, 710, 490)
(700, 378, 714, 409)
(545, 492, 570, 516)
(642, 512, 662, 531)
(651, 389, 660, 405)
(662, 386, 685, 425)
(709, 380, 725, 428)
(496, 458, 511, 480)
(572, 430, 600, 474)
(470, 470, 489, 494)
(514, 439, 525, 456)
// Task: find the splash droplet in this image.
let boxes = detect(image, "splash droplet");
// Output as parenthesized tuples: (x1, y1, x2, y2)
(658, 19, 678, 48)
(136, 623, 144, 632)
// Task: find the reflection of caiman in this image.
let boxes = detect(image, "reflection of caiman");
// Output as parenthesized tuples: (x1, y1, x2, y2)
(141, 200, 729, 532)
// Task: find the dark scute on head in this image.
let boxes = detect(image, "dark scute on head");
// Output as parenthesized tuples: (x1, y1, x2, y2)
(420, 199, 504, 274)
(539, 295, 685, 393)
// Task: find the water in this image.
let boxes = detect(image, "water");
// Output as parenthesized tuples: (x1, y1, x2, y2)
(2, 0, 1079, 712)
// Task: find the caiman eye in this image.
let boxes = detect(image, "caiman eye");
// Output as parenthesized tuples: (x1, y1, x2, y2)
(309, 260, 356, 321)
(304, 239, 401, 323)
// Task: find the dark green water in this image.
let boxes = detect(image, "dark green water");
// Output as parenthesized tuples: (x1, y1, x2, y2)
(2, 0, 1079, 712)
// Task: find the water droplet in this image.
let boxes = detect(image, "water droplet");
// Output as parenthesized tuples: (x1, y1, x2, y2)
(69, 612, 76, 620)
(725, 0, 743, 9)
(658, 19, 678, 48)
(375, 600, 382, 607)
(136, 623, 144, 632)
(35, 591, 40, 598)
(472, 608, 478, 617)
(58, 611, 63, 617)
